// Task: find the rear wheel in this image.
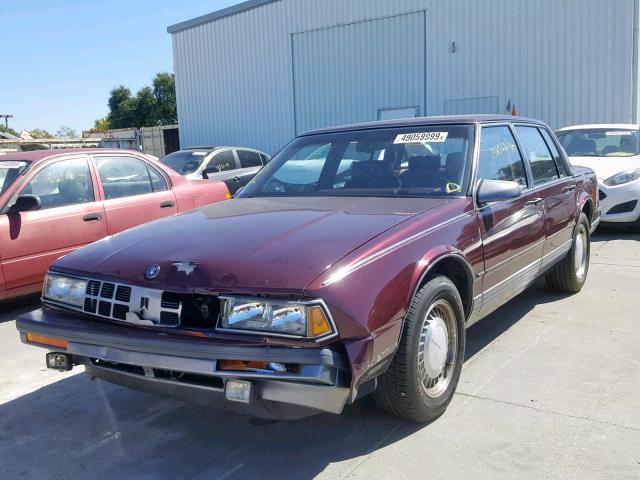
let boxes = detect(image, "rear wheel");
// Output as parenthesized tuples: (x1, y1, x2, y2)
(373, 276, 465, 422)
(545, 212, 590, 293)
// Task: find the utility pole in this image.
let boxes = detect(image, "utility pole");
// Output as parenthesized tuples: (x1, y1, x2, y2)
(0, 114, 14, 129)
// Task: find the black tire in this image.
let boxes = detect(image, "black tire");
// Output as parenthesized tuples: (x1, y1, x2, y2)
(545, 212, 590, 294)
(373, 276, 465, 422)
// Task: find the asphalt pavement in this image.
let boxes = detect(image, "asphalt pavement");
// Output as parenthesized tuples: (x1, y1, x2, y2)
(0, 231, 638, 479)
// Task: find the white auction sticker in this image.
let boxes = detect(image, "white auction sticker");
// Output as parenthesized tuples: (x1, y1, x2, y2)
(606, 131, 633, 136)
(191, 151, 208, 156)
(394, 132, 449, 144)
(0, 161, 28, 169)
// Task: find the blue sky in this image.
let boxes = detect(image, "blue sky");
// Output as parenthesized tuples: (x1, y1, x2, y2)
(0, 0, 241, 134)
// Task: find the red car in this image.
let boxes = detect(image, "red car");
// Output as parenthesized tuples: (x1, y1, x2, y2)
(17, 117, 599, 421)
(0, 149, 229, 301)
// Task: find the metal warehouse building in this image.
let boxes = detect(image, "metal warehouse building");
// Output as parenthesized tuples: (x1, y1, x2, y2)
(168, 0, 640, 154)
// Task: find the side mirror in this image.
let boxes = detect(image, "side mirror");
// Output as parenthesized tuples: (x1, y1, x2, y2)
(476, 180, 522, 205)
(202, 166, 221, 179)
(8, 194, 42, 213)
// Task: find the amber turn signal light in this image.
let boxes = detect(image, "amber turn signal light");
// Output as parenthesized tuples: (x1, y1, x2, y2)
(308, 306, 332, 337)
(26, 333, 68, 349)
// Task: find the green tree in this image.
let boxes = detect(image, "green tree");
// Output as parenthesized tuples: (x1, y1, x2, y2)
(107, 86, 136, 129)
(30, 128, 53, 139)
(153, 72, 177, 125)
(91, 117, 111, 132)
(56, 126, 77, 139)
(104, 73, 177, 128)
(0, 125, 19, 137)
(134, 86, 158, 127)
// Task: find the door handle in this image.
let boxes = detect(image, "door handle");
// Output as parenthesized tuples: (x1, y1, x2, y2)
(83, 213, 102, 222)
(563, 185, 577, 192)
(232, 176, 241, 182)
(525, 198, 543, 206)
(160, 201, 175, 209)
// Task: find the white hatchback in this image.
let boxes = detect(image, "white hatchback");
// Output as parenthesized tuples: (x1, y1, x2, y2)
(556, 124, 640, 227)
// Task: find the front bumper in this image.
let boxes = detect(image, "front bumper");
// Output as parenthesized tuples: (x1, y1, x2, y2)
(598, 180, 640, 224)
(16, 308, 351, 420)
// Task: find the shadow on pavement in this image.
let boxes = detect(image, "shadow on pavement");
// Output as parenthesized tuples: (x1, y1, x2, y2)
(0, 294, 39, 323)
(0, 279, 570, 480)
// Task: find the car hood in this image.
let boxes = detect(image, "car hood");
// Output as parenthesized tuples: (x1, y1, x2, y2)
(54, 196, 449, 293)
(569, 155, 640, 180)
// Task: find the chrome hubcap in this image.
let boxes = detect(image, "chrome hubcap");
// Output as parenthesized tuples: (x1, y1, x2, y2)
(574, 225, 588, 281)
(418, 299, 458, 398)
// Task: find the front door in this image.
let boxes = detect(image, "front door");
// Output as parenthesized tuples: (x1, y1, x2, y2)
(0, 155, 107, 290)
(92, 154, 177, 235)
(476, 125, 546, 317)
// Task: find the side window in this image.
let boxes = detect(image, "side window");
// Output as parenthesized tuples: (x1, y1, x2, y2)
(515, 126, 559, 186)
(540, 129, 570, 177)
(210, 151, 236, 172)
(478, 126, 528, 187)
(94, 156, 157, 200)
(21, 158, 94, 209)
(237, 150, 262, 168)
(146, 164, 169, 192)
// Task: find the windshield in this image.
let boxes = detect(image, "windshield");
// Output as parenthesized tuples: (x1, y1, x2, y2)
(0, 160, 30, 195)
(239, 125, 474, 198)
(556, 128, 640, 157)
(159, 150, 209, 175)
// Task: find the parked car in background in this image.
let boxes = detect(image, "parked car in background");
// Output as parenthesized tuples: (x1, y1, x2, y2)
(556, 124, 640, 228)
(0, 149, 230, 301)
(158, 147, 270, 194)
(17, 116, 598, 422)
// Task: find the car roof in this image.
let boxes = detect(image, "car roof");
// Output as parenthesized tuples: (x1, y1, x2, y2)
(556, 123, 640, 132)
(0, 148, 147, 165)
(302, 115, 545, 136)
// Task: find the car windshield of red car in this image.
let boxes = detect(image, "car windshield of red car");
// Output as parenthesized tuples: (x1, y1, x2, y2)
(0, 160, 30, 195)
(240, 125, 474, 198)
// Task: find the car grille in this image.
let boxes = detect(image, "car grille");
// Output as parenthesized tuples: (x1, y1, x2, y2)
(598, 190, 607, 201)
(78, 278, 183, 327)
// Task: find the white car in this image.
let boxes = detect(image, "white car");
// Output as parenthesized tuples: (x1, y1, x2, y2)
(556, 124, 640, 228)
(158, 146, 270, 195)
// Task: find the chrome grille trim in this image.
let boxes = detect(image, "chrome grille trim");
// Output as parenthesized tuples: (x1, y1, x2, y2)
(48, 275, 183, 328)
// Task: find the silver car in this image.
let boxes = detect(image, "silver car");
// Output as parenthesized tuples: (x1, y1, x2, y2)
(159, 146, 270, 194)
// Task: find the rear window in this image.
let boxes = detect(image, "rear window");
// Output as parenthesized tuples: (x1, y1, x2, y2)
(0, 160, 30, 195)
(159, 151, 209, 175)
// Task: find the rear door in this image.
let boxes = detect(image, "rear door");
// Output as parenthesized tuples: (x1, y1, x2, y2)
(92, 154, 177, 235)
(234, 149, 265, 190)
(514, 125, 577, 265)
(0, 155, 107, 289)
(477, 125, 546, 315)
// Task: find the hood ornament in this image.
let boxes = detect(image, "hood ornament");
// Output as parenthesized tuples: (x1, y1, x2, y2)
(172, 261, 198, 276)
(144, 264, 161, 280)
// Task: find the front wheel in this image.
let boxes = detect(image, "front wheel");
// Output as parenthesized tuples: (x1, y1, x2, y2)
(545, 212, 590, 293)
(373, 276, 465, 422)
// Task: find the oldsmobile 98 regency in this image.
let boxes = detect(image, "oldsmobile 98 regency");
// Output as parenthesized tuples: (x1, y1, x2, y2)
(17, 115, 599, 421)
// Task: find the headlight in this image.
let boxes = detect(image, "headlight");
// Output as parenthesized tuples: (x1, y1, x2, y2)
(43, 273, 87, 308)
(604, 168, 640, 186)
(218, 297, 334, 339)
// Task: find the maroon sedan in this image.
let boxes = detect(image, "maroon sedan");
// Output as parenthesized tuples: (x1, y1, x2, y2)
(17, 117, 599, 421)
(0, 149, 229, 301)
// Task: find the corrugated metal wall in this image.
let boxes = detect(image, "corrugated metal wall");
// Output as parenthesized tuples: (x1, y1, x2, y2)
(171, 0, 639, 154)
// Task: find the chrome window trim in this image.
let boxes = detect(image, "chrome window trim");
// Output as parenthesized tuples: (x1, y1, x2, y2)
(216, 296, 338, 342)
